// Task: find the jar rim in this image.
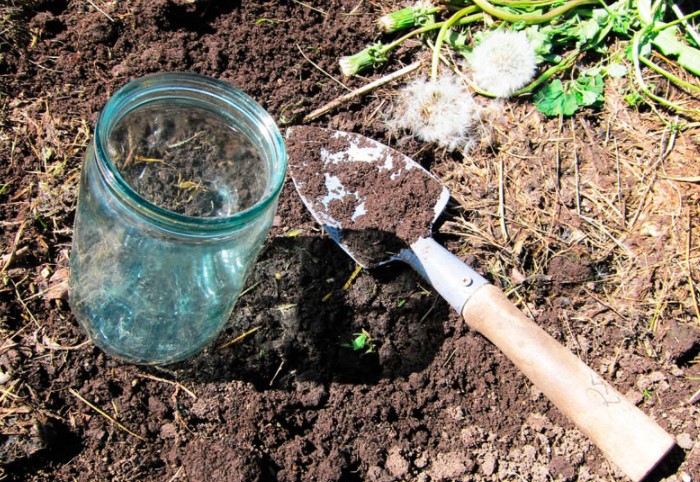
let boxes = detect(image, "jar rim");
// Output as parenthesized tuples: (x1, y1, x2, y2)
(93, 72, 287, 235)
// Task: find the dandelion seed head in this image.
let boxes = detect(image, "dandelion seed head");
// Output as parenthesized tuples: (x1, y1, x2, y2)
(387, 75, 479, 152)
(470, 30, 537, 98)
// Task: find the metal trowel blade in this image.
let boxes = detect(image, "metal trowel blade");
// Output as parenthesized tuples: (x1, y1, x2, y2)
(286, 126, 449, 268)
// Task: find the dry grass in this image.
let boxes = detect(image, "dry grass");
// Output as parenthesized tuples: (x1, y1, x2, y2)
(1, 71, 90, 473)
(434, 64, 700, 344)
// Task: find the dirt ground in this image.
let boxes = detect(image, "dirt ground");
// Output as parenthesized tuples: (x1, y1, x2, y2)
(1, 1, 699, 481)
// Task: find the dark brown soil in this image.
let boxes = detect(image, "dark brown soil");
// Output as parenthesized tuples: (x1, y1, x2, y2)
(1, 1, 698, 481)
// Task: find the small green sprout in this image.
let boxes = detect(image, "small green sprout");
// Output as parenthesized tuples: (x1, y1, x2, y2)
(255, 18, 281, 25)
(342, 329, 376, 354)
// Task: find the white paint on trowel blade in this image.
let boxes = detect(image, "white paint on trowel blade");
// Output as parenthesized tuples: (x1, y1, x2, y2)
(320, 174, 349, 211)
(389, 155, 420, 180)
(351, 201, 367, 222)
(318, 172, 367, 226)
(321, 144, 387, 166)
(323, 130, 395, 170)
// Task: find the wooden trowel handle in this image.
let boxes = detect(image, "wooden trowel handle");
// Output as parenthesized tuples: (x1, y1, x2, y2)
(405, 237, 675, 482)
(462, 285, 675, 482)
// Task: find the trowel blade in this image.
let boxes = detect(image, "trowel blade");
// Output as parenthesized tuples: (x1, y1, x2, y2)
(286, 126, 449, 268)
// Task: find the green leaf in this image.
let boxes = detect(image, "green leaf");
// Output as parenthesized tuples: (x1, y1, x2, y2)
(535, 74, 605, 117)
(678, 47, 700, 76)
(653, 28, 683, 56)
(573, 75, 604, 107)
(445, 29, 470, 51)
(582, 65, 604, 77)
(687, 31, 700, 49)
(561, 94, 580, 116)
(352, 335, 367, 350)
(606, 63, 628, 78)
(624, 90, 644, 107)
(577, 19, 601, 44)
(525, 26, 552, 59)
(578, 89, 599, 106)
(637, 0, 652, 25)
(653, 28, 700, 76)
(534, 80, 579, 117)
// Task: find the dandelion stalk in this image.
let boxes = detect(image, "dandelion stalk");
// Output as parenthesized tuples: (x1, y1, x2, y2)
(431, 6, 477, 80)
(341, 10, 482, 76)
(470, 0, 599, 25)
(668, 2, 700, 47)
(631, 24, 700, 119)
(512, 49, 579, 95)
(652, 8, 700, 34)
(638, 55, 700, 94)
(486, 0, 574, 6)
(627, 0, 700, 119)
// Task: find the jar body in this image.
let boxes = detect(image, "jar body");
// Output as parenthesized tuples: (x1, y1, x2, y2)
(69, 73, 286, 365)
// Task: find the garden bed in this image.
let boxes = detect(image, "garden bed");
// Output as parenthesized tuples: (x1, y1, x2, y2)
(1, 0, 699, 480)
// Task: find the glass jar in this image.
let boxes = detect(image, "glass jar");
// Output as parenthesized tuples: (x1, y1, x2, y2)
(69, 73, 286, 365)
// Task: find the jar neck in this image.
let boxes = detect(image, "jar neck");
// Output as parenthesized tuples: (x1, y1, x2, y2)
(93, 72, 286, 237)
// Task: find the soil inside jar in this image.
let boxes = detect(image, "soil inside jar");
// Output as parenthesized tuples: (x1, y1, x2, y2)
(108, 103, 267, 218)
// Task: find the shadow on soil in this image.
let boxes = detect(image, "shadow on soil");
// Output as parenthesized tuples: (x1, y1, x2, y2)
(172, 236, 450, 390)
(160, 0, 242, 33)
(643, 445, 686, 482)
(1, 420, 82, 482)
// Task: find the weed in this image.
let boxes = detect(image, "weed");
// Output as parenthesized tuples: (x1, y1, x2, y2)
(342, 329, 376, 354)
(339, 0, 700, 121)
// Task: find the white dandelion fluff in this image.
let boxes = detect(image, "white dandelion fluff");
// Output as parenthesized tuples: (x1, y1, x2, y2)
(469, 30, 537, 98)
(387, 74, 480, 152)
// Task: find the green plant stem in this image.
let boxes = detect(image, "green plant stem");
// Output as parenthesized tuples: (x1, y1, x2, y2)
(443, 0, 560, 7)
(639, 55, 700, 94)
(669, 1, 700, 47)
(632, 26, 700, 119)
(469, 0, 598, 24)
(489, 0, 569, 6)
(382, 8, 482, 51)
(653, 8, 700, 33)
(630, 0, 689, 115)
(512, 49, 580, 95)
(431, 6, 477, 80)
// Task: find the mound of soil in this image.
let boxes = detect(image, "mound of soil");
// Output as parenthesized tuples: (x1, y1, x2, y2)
(0, 1, 698, 481)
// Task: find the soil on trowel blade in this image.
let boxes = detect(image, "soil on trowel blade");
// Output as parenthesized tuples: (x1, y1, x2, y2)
(288, 126, 445, 266)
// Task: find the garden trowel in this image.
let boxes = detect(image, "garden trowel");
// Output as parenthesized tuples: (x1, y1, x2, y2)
(286, 126, 676, 482)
